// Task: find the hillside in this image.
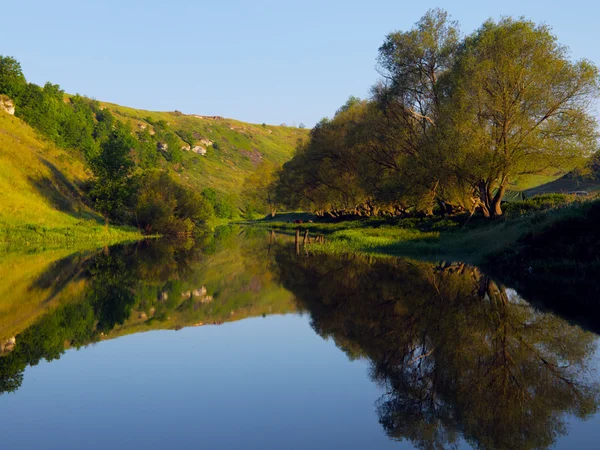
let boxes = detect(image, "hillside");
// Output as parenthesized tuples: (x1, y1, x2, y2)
(0, 85, 307, 245)
(0, 112, 140, 248)
(524, 171, 600, 196)
(98, 101, 308, 197)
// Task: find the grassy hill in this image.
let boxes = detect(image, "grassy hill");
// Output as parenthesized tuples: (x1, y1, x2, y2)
(0, 111, 140, 248)
(524, 171, 600, 196)
(99, 101, 308, 197)
(0, 94, 307, 246)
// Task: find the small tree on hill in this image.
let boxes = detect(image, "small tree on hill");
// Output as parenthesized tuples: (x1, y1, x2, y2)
(89, 124, 136, 223)
(0, 55, 27, 100)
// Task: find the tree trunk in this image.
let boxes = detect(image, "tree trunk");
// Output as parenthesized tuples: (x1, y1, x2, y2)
(478, 180, 505, 217)
(491, 184, 506, 217)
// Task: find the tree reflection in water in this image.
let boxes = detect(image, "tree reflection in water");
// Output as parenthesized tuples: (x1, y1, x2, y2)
(276, 250, 599, 450)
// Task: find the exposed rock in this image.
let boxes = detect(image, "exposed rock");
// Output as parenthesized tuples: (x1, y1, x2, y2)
(240, 148, 263, 165)
(191, 146, 207, 155)
(157, 142, 168, 152)
(181, 144, 191, 151)
(199, 138, 213, 147)
(138, 312, 148, 320)
(138, 123, 147, 130)
(0, 336, 16, 354)
(193, 286, 207, 297)
(0, 95, 15, 115)
(189, 114, 224, 120)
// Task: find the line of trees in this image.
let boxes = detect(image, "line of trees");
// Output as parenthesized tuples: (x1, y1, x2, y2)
(274, 10, 600, 218)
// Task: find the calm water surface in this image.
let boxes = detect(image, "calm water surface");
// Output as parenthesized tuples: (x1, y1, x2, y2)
(0, 227, 599, 450)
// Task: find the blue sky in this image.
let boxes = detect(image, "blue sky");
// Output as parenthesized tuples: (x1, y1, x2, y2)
(1, 0, 598, 126)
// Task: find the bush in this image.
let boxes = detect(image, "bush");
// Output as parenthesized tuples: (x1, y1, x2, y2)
(135, 170, 213, 234)
(201, 187, 236, 219)
(503, 194, 571, 216)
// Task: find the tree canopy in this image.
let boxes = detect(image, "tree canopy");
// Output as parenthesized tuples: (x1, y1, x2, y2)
(275, 10, 600, 218)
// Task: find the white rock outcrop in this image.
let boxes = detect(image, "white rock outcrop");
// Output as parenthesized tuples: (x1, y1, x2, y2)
(0, 96, 15, 115)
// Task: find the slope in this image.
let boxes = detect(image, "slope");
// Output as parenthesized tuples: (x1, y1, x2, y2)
(100, 101, 309, 196)
(0, 111, 140, 247)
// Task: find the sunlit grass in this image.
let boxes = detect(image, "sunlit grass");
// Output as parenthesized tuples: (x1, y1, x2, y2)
(272, 201, 597, 265)
(0, 113, 143, 249)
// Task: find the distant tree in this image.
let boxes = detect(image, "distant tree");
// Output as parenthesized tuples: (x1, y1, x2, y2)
(201, 187, 236, 219)
(299, 122, 306, 129)
(243, 162, 280, 217)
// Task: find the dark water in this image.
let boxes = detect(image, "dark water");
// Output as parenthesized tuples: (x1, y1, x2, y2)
(0, 227, 599, 450)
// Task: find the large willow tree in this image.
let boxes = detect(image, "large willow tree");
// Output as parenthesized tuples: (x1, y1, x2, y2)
(443, 18, 600, 217)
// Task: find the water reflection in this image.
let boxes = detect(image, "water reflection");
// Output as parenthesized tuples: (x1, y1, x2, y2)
(276, 251, 600, 449)
(0, 228, 296, 394)
(0, 228, 598, 449)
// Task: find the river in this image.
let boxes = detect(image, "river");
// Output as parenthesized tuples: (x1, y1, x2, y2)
(0, 227, 598, 449)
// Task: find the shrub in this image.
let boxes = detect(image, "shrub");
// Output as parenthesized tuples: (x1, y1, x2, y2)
(504, 194, 571, 216)
(135, 170, 213, 234)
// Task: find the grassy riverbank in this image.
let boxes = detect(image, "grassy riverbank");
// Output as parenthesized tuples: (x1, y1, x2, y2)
(253, 195, 598, 266)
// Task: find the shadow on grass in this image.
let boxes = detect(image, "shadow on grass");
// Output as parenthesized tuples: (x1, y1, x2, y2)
(27, 157, 100, 223)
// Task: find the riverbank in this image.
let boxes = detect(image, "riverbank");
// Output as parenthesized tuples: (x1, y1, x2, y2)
(251, 197, 599, 267)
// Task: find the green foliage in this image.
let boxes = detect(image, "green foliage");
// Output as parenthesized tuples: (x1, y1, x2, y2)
(135, 170, 214, 234)
(442, 17, 600, 217)
(275, 10, 600, 220)
(0, 56, 26, 100)
(242, 162, 279, 216)
(503, 194, 572, 216)
(201, 187, 236, 219)
(88, 124, 136, 220)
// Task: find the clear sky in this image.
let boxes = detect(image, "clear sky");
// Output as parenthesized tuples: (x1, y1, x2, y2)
(1, 0, 598, 126)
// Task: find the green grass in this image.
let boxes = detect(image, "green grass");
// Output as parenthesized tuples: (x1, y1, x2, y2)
(251, 200, 595, 265)
(0, 112, 143, 249)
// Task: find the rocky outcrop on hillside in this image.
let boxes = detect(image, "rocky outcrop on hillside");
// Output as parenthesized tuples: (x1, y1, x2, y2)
(0, 95, 15, 115)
